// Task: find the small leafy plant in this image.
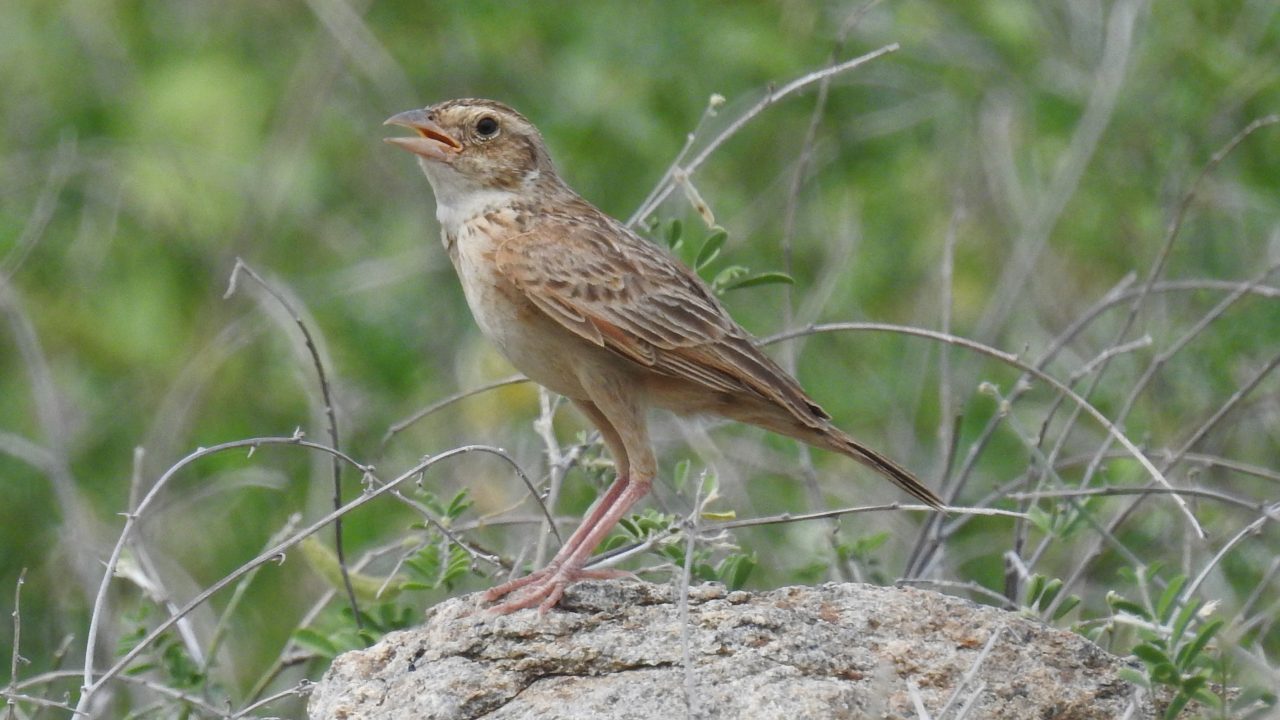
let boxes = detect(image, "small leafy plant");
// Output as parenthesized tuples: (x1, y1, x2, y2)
(1108, 568, 1225, 719)
(654, 218, 795, 295)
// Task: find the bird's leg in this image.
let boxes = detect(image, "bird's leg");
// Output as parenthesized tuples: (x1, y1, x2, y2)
(486, 472, 652, 614)
(482, 471, 634, 605)
(484, 392, 653, 614)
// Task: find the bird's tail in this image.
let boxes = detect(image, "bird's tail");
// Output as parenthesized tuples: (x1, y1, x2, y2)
(820, 428, 945, 510)
(714, 399, 945, 510)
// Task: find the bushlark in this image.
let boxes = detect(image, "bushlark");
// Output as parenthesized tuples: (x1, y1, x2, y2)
(385, 98, 942, 613)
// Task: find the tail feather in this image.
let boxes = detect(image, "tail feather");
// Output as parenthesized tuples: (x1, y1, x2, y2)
(831, 431, 945, 510)
(711, 396, 945, 510)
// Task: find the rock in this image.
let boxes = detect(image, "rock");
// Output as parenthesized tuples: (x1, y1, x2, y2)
(308, 580, 1157, 719)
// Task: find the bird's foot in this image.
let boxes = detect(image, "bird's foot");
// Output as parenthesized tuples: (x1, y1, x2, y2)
(483, 564, 633, 615)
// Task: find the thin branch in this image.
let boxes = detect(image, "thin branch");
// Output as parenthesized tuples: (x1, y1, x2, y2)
(1166, 349, 1280, 470)
(0, 690, 84, 716)
(225, 257, 363, 630)
(202, 514, 303, 676)
(1006, 486, 1278, 519)
(763, 321, 1200, 536)
(625, 94, 725, 229)
(628, 43, 901, 227)
(7, 569, 27, 704)
(713, 502, 1025, 532)
(381, 374, 529, 447)
(79, 433, 368, 701)
(2, 134, 77, 280)
(974, 0, 1142, 340)
(76, 444, 516, 711)
(1182, 513, 1273, 608)
(230, 679, 313, 719)
(532, 389, 569, 564)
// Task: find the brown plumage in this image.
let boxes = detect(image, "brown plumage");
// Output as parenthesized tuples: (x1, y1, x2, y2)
(386, 98, 943, 613)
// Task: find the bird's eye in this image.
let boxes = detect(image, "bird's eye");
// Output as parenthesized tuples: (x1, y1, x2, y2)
(475, 116, 500, 138)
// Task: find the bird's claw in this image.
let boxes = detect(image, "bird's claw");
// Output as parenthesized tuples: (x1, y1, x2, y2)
(484, 565, 633, 615)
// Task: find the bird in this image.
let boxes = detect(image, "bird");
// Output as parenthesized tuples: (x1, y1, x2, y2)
(384, 98, 943, 613)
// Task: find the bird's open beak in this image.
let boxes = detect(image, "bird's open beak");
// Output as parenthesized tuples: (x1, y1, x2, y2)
(383, 109, 462, 161)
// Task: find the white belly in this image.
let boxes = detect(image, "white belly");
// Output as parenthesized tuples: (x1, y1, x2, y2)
(448, 220, 589, 399)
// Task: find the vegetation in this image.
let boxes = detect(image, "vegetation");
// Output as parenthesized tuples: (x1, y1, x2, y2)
(1, 1, 1277, 717)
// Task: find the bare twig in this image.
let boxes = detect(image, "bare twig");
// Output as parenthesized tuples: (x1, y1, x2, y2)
(532, 389, 569, 566)
(1165, 349, 1280, 470)
(79, 432, 367, 704)
(974, 0, 1142, 340)
(76, 443, 517, 712)
(1182, 513, 1272, 607)
(382, 374, 529, 447)
(937, 205, 964, 489)
(1006, 486, 1278, 518)
(764, 321, 1198, 535)
(0, 690, 84, 716)
(628, 44, 901, 227)
(713, 502, 1024, 532)
(225, 257, 364, 630)
(678, 473, 708, 720)
(895, 579, 1017, 610)
(1, 134, 77, 281)
(1076, 259, 1280, 489)
(7, 568, 27, 716)
(231, 679, 313, 719)
(202, 514, 304, 676)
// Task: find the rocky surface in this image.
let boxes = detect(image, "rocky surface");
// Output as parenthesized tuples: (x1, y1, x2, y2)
(309, 580, 1157, 719)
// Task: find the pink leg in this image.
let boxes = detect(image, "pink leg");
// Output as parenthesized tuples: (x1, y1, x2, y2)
(482, 472, 632, 604)
(486, 474, 652, 614)
(483, 392, 654, 614)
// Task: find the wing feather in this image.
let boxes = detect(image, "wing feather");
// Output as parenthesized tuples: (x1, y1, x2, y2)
(495, 208, 827, 427)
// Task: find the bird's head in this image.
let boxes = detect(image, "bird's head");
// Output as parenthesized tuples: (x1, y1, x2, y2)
(385, 99, 560, 207)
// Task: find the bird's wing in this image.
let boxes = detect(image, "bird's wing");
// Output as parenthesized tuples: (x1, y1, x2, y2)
(494, 209, 829, 426)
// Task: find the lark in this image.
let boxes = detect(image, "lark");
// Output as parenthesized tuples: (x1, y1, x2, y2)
(385, 99, 943, 613)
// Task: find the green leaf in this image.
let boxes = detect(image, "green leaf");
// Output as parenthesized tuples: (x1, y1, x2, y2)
(293, 629, 338, 657)
(443, 545, 471, 587)
(852, 532, 890, 556)
(1052, 595, 1081, 621)
(617, 516, 640, 537)
(672, 458, 692, 492)
(1163, 693, 1192, 720)
(723, 271, 795, 292)
(665, 219, 683, 247)
(695, 227, 727, 270)
(1107, 594, 1149, 619)
(1180, 675, 1207, 695)
(446, 490, 473, 520)
(719, 552, 756, 590)
(1026, 506, 1054, 534)
(1178, 618, 1223, 669)
(1117, 667, 1151, 688)
(1132, 643, 1173, 671)
(1156, 575, 1187, 624)
(1025, 574, 1046, 606)
(1039, 578, 1063, 609)
(1170, 599, 1202, 651)
(710, 265, 748, 291)
(600, 534, 629, 552)
(1189, 686, 1223, 708)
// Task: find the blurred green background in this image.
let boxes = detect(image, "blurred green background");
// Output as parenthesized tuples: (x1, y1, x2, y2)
(2, 0, 1278, 714)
